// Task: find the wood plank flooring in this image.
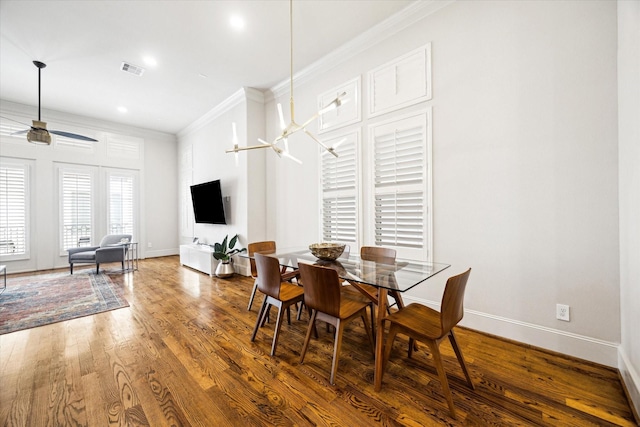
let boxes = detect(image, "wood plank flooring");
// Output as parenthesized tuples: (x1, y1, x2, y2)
(0, 256, 637, 426)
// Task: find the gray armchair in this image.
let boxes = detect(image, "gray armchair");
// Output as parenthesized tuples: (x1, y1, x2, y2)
(68, 234, 132, 274)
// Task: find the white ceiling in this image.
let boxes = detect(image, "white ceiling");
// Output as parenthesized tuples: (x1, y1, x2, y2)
(0, 0, 414, 135)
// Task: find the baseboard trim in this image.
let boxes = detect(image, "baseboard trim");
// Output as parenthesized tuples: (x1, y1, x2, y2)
(145, 248, 179, 258)
(403, 295, 619, 367)
(619, 348, 640, 421)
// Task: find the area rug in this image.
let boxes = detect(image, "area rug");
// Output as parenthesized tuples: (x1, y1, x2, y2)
(0, 272, 129, 335)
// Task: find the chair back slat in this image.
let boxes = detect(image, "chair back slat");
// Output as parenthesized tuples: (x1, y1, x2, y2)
(298, 263, 342, 318)
(440, 268, 472, 334)
(248, 241, 276, 278)
(254, 253, 282, 299)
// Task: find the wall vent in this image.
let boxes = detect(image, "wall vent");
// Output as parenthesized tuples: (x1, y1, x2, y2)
(120, 62, 145, 76)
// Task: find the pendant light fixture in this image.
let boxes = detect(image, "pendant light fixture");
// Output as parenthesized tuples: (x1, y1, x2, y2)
(226, 0, 346, 163)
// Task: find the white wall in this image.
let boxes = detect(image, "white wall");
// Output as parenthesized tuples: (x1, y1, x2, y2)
(618, 0, 640, 416)
(0, 100, 178, 272)
(177, 88, 266, 275)
(263, 0, 621, 366)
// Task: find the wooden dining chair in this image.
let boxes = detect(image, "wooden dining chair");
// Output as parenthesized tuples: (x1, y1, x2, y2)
(381, 268, 474, 419)
(347, 246, 405, 314)
(250, 253, 305, 356)
(298, 262, 374, 385)
(247, 241, 298, 311)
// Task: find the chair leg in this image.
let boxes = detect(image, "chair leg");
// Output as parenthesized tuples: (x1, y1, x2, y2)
(448, 329, 475, 390)
(368, 303, 375, 338)
(382, 325, 399, 386)
(70, 263, 73, 274)
(251, 298, 270, 342)
(270, 304, 286, 356)
(425, 340, 457, 419)
(96, 263, 99, 274)
(361, 313, 375, 356)
(329, 320, 345, 385)
(247, 279, 259, 311)
(262, 305, 272, 326)
(300, 310, 318, 363)
(296, 301, 304, 321)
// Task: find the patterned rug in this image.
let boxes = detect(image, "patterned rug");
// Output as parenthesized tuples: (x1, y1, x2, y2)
(0, 271, 129, 335)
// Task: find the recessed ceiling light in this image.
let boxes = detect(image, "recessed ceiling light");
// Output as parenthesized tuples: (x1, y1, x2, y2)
(229, 14, 245, 31)
(143, 56, 157, 67)
(117, 106, 128, 113)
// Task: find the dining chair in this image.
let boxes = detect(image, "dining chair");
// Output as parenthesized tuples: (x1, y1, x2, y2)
(247, 241, 299, 311)
(298, 262, 374, 385)
(346, 246, 405, 314)
(250, 253, 305, 356)
(381, 268, 474, 419)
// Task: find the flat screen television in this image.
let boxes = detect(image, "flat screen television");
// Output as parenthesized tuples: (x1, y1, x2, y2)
(190, 180, 226, 224)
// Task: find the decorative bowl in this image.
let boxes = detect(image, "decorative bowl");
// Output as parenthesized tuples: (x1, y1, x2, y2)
(309, 243, 345, 261)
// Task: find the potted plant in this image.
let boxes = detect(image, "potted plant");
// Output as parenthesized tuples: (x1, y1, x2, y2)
(212, 234, 245, 278)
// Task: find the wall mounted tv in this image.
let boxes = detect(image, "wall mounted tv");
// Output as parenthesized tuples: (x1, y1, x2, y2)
(190, 180, 226, 224)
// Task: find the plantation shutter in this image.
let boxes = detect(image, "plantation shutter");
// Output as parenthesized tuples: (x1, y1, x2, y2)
(372, 115, 427, 252)
(61, 170, 93, 251)
(321, 133, 358, 244)
(108, 174, 134, 235)
(0, 163, 28, 256)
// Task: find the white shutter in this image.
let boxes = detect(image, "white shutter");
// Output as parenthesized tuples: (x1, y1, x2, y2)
(0, 163, 28, 257)
(374, 125, 424, 187)
(322, 197, 357, 243)
(108, 174, 135, 235)
(61, 170, 93, 251)
(55, 134, 95, 152)
(371, 113, 428, 254)
(321, 131, 358, 244)
(374, 191, 424, 248)
(107, 134, 142, 160)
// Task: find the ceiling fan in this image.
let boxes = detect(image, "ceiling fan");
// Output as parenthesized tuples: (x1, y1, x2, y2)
(1, 61, 97, 145)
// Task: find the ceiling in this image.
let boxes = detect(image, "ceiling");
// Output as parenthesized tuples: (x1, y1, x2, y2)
(0, 0, 413, 135)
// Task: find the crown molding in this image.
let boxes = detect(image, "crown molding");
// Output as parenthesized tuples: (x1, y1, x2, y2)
(177, 87, 265, 138)
(267, 0, 455, 102)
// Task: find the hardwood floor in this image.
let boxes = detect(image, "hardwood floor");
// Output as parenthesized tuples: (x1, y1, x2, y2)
(1, 256, 637, 426)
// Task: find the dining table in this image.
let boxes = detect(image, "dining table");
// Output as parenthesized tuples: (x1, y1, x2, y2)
(245, 247, 450, 391)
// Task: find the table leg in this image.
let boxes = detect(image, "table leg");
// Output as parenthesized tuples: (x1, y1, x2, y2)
(374, 287, 388, 391)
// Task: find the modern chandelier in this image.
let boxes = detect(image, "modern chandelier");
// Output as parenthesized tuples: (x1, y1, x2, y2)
(226, 0, 346, 163)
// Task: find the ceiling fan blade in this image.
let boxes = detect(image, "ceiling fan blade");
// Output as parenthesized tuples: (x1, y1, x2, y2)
(49, 130, 98, 142)
(0, 115, 31, 128)
(10, 129, 29, 136)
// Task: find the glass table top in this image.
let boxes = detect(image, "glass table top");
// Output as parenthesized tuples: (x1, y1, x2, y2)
(244, 248, 450, 293)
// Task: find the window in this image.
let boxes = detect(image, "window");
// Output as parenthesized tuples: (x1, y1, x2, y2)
(321, 131, 359, 245)
(60, 168, 93, 252)
(108, 172, 135, 235)
(0, 161, 28, 258)
(369, 111, 432, 259)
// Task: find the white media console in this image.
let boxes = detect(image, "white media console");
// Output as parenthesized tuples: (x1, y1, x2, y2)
(179, 244, 215, 276)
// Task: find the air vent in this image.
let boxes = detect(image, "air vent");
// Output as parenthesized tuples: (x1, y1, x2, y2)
(120, 61, 145, 76)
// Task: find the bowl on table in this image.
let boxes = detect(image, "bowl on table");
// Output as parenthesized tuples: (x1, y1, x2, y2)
(309, 243, 345, 261)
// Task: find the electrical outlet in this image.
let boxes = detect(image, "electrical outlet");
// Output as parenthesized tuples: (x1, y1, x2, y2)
(556, 304, 570, 321)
